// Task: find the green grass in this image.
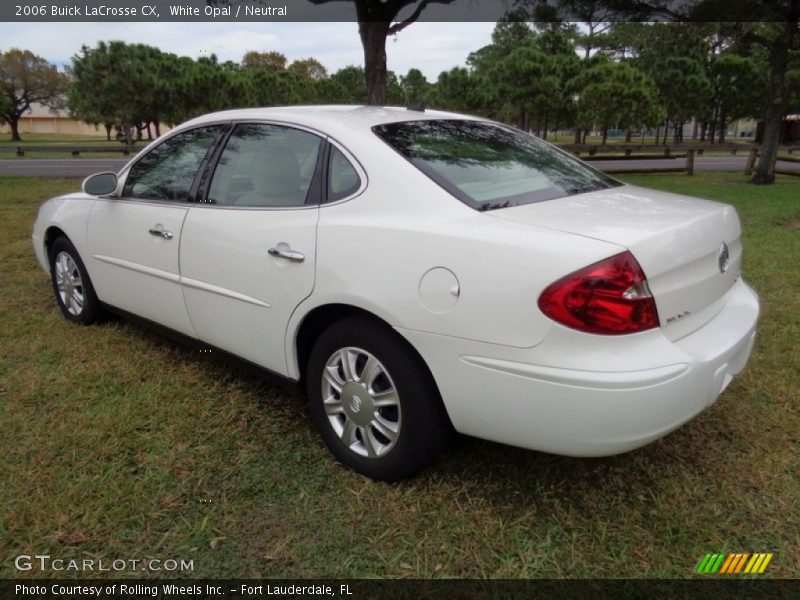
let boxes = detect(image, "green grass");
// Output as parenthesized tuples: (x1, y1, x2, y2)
(1, 174, 798, 579)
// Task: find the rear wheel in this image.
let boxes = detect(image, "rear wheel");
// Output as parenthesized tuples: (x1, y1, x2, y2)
(307, 317, 451, 481)
(48, 236, 103, 325)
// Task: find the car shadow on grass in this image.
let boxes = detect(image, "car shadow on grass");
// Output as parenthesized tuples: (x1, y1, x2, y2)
(115, 311, 744, 507)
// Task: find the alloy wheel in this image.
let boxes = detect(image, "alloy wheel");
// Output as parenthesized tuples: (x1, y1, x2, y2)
(321, 346, 401, 458)
(54, 251, 85, 316)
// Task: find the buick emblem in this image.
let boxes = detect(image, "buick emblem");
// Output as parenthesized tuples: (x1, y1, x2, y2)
(718, 242, 730, 273)
(349, 395, 363, 413)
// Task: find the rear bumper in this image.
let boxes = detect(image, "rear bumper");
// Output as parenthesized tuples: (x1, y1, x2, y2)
(397, 278, 759, 456)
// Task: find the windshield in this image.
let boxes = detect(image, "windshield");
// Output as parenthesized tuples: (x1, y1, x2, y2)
(373, 119, 621, 211)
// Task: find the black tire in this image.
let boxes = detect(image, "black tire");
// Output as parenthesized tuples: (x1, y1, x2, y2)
(306, 316, 452, 482)
(48, 236, 103, 325)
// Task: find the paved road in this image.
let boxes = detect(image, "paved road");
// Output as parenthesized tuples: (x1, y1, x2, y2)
(1, 155, 798, 178)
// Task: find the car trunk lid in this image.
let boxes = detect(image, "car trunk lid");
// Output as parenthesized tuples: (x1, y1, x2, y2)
(488, 185, 742, 341)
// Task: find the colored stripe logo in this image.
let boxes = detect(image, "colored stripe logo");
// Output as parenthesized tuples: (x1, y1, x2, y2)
(696, 552, 773, 574)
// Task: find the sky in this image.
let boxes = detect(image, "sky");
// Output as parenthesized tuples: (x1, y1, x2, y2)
(0, 22, 495, 80)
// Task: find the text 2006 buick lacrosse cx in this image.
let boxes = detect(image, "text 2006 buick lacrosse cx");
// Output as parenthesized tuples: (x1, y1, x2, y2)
(32, 106, 759, 481)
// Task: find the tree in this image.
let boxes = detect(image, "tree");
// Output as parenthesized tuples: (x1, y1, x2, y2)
(329, 65, 368, 103)
(399, 68, 430, 105)
(733, 20, 799, 183)
(69, 42, 233, 143)
(0, 49, 67, 141)
(241, 69, 314, 106)
(611, 0, 800, 183)
(614, 23, 712, 144)
(431, 67, 482, 114)
(650, 55, 712, 144)
(314, 77, 351, 104)
(386, 71, 406, 104)
(309, 0, 456, 104)
(70, 42, 169, 143)
(486, 46, 562, 133)
(573, 59, 664, 144)
(242, 50, 287, 72)
(289, 58, 328, 80)
(707, 53, 765, 143)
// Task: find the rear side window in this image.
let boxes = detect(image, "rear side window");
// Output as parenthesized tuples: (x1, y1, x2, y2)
(327, 146, 361, 203)
(373, 119, 620, 211)
(207, 123, 322, 207)
(123, 126, 223, 201)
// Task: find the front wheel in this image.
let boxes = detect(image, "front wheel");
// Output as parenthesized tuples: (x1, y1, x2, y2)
(48, 236, 103, 325)
(307, 317, 451, 482)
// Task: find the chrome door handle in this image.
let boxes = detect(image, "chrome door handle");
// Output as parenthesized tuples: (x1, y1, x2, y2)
(268, 247, 305, 262)
(149, 227, 173, 240)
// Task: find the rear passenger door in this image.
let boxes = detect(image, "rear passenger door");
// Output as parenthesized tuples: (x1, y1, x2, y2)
(179, 122, 324, 375)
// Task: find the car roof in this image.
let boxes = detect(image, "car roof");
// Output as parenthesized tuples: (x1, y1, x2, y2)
(175, 105, 483, 137)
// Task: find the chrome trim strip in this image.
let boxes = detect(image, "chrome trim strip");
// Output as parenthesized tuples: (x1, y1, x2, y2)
(180, 276, 271, 309)
(93, 255, 180, 283)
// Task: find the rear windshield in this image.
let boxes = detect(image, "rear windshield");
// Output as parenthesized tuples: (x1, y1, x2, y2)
(373, 119, 621, 211)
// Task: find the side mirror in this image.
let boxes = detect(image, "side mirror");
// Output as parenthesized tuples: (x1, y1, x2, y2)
(82, 172, 118, 196)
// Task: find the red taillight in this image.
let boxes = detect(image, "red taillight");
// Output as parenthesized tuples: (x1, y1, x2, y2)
(538, 251, 659, 335)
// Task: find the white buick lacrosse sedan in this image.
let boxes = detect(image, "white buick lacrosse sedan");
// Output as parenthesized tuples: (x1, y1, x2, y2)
(32, 106, 759, 481)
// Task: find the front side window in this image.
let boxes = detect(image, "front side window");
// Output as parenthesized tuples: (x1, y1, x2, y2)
(122, 126, 223, 201)
(373, 119, 621, 211)
(207, 123, 322, 207)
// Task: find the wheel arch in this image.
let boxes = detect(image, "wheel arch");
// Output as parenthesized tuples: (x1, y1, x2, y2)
(294, 304, 387, 384)
(291, 303, 452, 425)
(44, 225, 68, 254)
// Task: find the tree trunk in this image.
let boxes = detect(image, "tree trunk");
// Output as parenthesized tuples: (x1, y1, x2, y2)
(625, 128, 632, 143)
(359, 21, 390, 105)
(753, 23, 794, 184)
(104, 123, 112, 142)
(542, 112, 548, 140)
(574, 127, 581, 144)
(655, 125, 661, 145)
(155, 121, 161, 137)
(663, 119, 669, 145)
(718, 110, 727, 144)
(602, 127, 608, 145)
(700, 121, 707, 142)
(582, 129, 588, 144)
(692, 120, 699, 140)
(9, 117, 21, 141)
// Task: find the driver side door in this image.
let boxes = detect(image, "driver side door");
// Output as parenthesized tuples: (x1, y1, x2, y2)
(85, 125, 226, 336)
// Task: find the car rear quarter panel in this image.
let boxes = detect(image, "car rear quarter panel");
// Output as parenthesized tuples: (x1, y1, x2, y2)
(287, 150, 625, 379)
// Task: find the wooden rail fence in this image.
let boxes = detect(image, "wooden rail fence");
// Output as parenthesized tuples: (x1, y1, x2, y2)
(15, 145, 141, 157)
(560, 143, 800, 176)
